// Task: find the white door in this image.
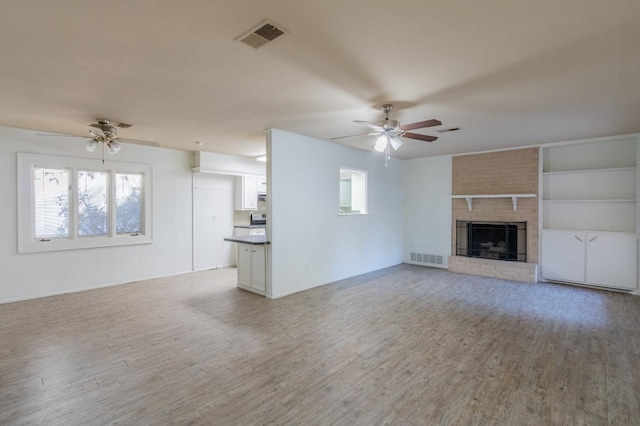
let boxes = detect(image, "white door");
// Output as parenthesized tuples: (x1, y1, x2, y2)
(193, 176, 235, 271)
(541, 231, 586, 283)
(586, 234, 638, 290)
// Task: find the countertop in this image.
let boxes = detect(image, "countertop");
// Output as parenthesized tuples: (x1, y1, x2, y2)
(233, 224, 267, 229)
(224, 235, 270, 245)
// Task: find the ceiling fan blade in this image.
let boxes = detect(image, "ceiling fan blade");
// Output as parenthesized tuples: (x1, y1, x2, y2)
(36, 133, 80, 138)
(400, 119, 442, 131)
(354, 120, 384, 132)
(403, 132, 438, 142)
(330, 132, 377, 141)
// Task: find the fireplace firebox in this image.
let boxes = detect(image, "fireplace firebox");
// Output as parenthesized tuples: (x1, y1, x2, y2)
(456, 221, 526, 262)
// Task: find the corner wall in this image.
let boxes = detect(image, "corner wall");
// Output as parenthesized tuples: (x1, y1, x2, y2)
(267, 129, 404, 298)
(0, 126, 194, 303)
(402, 156, 452, 267)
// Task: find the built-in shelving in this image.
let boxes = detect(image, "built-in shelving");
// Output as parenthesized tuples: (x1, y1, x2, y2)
(541, 136, 638, 233)
(540, 135, 639, 291)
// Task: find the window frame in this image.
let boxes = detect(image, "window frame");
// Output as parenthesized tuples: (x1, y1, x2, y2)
(18, 153, 153, 253)
(339, 167, 368, 215)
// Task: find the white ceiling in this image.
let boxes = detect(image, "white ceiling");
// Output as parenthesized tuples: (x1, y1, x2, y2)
(1, 0, 639, 160)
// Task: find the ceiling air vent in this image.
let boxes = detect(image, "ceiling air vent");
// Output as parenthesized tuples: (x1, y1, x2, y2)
(237, 20, 286, 49)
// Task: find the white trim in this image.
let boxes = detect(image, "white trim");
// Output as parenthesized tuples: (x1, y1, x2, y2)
(542, 167, 636, 176)
(0, 269, 192, 305)
(538, 133, 640, 149)
(447, 133, 640, 159)
(450, 144, 542, 157)
(18, 152, 153, 253)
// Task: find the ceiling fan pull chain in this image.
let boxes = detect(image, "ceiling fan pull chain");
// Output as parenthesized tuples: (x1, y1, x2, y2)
(385, 138, 389, 167)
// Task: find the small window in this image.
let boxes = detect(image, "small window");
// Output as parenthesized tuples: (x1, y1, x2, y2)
(18, 153, 152, 253)
(34, 167, 70, 239)
(78, 170, 109, 237)
(339, 168, 367, 214)
(115, 173, 143, 234)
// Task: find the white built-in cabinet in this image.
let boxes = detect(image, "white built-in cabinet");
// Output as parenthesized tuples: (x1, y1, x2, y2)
(540, 135, 639, 290)
(237, 244, 266, 294)
(541, 230, 637, 290)
(235, 175, 258, 211)
(258, 176, 267, 195)
(235, 175, 267, 211)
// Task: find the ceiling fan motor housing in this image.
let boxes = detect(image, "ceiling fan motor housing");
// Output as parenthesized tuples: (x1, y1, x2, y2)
(91, 119, 118, 140)
(378, 119, 401, 131)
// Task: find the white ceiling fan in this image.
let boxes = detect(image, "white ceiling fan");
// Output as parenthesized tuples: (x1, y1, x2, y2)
(332, 104, 442, 165)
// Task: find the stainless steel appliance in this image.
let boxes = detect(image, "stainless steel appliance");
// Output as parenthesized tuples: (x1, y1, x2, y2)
(250, 213, 267, 226)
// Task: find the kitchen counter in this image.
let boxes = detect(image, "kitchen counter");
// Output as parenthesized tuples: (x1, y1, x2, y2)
(223, 235, 270, 245)
(233, 224, 266, 229)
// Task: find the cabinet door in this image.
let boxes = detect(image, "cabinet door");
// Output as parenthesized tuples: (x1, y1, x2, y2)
(586, 234, 638, 289)
(237, 245, 251, 286)
(258, 176, 267, 193)
(541, 232, 586, 283)
(235, 176, 258, 211)
(243, 176, 258, 210)
(251, 245, 266, 292)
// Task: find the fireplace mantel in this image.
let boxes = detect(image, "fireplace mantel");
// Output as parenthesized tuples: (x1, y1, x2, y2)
(451, 194, 537, 212)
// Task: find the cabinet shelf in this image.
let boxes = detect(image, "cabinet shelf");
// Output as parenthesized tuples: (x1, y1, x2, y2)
(541, 228, 637, 236)
(542, 166, 636, 176)
(542, 165, 636, 203)
(543, 199, 636, 203)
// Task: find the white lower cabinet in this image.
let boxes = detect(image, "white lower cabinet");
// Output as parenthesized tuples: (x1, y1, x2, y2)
(236, 243, 266, 294)
(237, 244, 252, 286)
(541, 230, 637, 290)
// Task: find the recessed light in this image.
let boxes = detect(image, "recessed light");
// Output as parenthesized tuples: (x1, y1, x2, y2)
(195, 141, 203, 146)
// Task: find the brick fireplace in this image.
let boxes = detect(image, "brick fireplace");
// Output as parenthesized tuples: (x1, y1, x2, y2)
(448, 147, 539, 283)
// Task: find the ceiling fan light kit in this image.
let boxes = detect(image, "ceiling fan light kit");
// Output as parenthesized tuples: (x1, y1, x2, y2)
(84, 119, 127, 163)
(332, 104, 442, 166)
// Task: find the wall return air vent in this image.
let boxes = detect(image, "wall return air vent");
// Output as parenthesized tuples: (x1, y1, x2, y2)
(410, 252, 444, 267)
(237, 20, 287, 49)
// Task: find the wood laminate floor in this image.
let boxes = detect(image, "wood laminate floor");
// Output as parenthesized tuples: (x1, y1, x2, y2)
(1, 264, 640, 425)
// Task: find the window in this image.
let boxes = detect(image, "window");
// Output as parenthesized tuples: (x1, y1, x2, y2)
(18, 153, 152, 253)
(34, 167, 70, 239)
(339, 168, 367, 214)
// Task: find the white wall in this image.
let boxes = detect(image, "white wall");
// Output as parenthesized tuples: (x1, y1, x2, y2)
(193, 174, 235, 271)
(267, 129, 404, 298)
(194, 151, 266, 176)
(0, 126, 194, 303)
(402, 156, 452, 267)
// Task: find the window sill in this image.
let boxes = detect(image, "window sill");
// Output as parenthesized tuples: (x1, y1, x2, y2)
(19, 234, 153, 254)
